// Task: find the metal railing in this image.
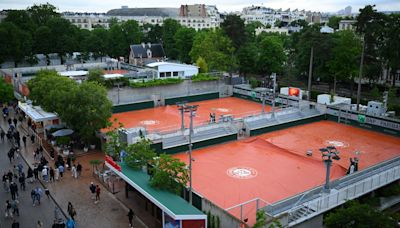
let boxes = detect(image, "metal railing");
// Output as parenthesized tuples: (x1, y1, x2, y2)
(287, 160, 400, 226)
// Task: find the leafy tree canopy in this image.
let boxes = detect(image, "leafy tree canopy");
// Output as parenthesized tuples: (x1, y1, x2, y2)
(0, 78, 14, 103)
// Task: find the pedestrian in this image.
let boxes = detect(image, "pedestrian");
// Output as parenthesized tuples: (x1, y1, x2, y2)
(35, 187, 42, 206)
(89, 182, 96, 199)
(22, 136, 26, 147)
(11, 219, 20, 228)
(54, 167, 59, 181)
(95, 185, 101, 202)
(127, 209, 135, 227)
(42, 167, 48, 182)
(8, 118, 12, 126)
(58, 165, 64, 178)
(45, 188, 50, 199)
(0, 129, 5, 142)
(10, 182, 17, 200)
(13, 118, 17, 127)
(30, 134, 35, 144)
(36, 220, 43, 228)
(27, 167, 33, 183)
(7, 148, 14, 163)
(33, 167, 39, 181)
(49, 167, 55, 182)
(5, 200, 13, 218)
(76, 163, 82, 177)
(71, 165, 77, 179)
(31, 189, 37, 206)
(67, 202, 73, 217)
(18, 173, 25, 191)
(10, 199, 19, 216)
(66, 218, 76, 228)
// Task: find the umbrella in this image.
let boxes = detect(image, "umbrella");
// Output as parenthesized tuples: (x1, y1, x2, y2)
(45, 124, 65, 130)
(52, 129, 74, 137)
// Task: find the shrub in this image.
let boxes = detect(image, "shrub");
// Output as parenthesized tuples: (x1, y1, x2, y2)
(249, 77, 259, 88)
(191, 73, 219, 82)
(130, 78, 183, 88)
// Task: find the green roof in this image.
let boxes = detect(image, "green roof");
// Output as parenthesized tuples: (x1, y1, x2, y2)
(119, 162, 205, 216)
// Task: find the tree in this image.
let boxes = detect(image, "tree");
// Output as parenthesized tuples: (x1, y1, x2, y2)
(0, 22, 33, 67)
(0, 78, 14, 103)
(196, 57, 208, 73)
(327, 16, 342, 30)
(237, 42, 258, 76)
(221, 14, 246, 49)
(125, 139, 156, 169)
(27, 3, 60, 26)
(253, 210, 267, 228)
(162, 19, 181, 60)
(324, 201, 397, 228)
(381, 14, 400, 86)
(150, 154, 189, 194)
(327, 30, 362, 94)
(245, 21, 264, 42)
(121, 20, 143, 49)
(290, 19, 308, 28)
(257, 35, 286, 75)
(83, 28, 110, 61)
(33, 26, 52, 64)
(61, 81, 112, 144)
(87, 68, 105, 85)
(190, 29, 236, 72)
(3, 10, 36, 33)
(174, 27, 196, 63)
(142, 24, 163, 43)
(108, 23, 127, 58)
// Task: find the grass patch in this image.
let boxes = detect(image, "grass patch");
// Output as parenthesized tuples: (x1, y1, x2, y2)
(130, 78, 183, 88)
(191, 73, 219, 82)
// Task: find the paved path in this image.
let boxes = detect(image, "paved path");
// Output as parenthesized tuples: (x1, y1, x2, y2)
(0, 107, 146, 228)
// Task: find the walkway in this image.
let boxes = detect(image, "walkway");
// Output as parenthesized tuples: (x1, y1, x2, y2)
(0, 107, 146, 228)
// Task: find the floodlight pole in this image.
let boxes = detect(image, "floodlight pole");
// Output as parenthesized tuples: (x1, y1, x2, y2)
(177, 102, 187, 131)
(261, 92, 266, 114)
(324, 158, 332, 193)
(184, 105, 198, 204)
(356, 36, 365, 111)
(271, 73, 277, 118)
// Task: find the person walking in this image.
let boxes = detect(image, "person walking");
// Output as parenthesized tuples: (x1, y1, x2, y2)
(11, 219, 20, 228)
(22, 136, 26, 147)
(89, 182, 96, 200)
(27, 167, 33, 183)
(30, 134, 35, 144)
(67, 202, 74, 219)
(0, 129, 5, 142)
(71, 165, 77, 179)
(45, 188, 50, 199)
(33, 167, 39, 181)
(5, 200, 13, 218)
(49, 167, 55, 182)
(95, 185, 101, 203)
(58, 165, 64, 178)
(76, 163, 82, 177)
(127, 209, 135, 227)
(10, 182, 17, 200)
(36, 220, 43, 228)
(10, 199, 19, 216)
(18, 173, 25, 191)
(42, 167, 48, 182)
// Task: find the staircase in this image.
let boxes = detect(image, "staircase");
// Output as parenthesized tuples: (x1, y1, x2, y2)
(288, 205, 316, 224)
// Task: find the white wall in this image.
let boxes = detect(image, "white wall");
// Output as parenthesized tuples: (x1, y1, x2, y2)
(157, 64, 198, 78)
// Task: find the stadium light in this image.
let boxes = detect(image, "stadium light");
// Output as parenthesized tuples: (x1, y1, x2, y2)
(183, 104, 199, 204)
(176, 101, 188, 131)
(319, 146, 340, 193)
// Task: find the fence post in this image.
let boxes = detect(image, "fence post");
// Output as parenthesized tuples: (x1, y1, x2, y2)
(240, 205, 243, 221)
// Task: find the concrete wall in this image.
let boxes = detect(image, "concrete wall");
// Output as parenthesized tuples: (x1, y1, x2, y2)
(202, 198, 244, 228)
(108, 79, 231, 105)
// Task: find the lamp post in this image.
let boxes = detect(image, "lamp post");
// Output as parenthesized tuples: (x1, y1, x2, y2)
(183, 104, 198, 204)
(176, 101, 187, 131)
(356, 35, 365, 111)
(271, 73, 277, 118)
(319, 146, 341, 193)
(307, 46, 314, 101)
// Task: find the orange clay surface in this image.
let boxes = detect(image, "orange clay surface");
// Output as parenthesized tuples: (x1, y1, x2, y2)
(173, 121, 400, 223)
(108, 97, 266, 132)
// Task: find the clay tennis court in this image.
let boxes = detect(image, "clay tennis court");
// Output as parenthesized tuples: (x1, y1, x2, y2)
(173, 121, 400, 224)
(109, 97, 266, 132)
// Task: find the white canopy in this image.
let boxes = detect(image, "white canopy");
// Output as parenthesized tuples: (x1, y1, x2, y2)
(102, 74, 124, 80)
(59, 71, 88, 77)
(18, 101, 58, 122)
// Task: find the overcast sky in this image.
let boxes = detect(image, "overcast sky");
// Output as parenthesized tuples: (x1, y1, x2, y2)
(0, 0, 399, 13)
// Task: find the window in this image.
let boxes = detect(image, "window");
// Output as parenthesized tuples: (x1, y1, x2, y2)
(77, 19, 81, 23)
(173, 72, 178, 76)
(160, 72, 165, 78)
(166, 72, 172, 77)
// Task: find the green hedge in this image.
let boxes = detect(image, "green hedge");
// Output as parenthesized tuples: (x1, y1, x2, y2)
(130, 78, 183, 88)
(191, 73, 219, 82)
